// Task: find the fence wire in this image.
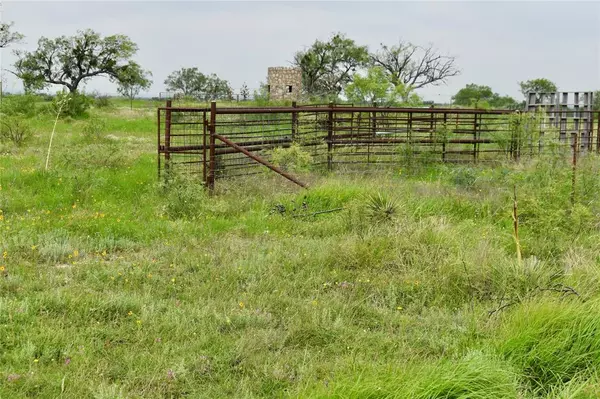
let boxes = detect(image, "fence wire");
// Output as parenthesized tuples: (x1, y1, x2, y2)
(158, 104, 599, 187)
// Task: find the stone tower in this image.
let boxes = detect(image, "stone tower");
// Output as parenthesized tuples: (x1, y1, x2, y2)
(267, 67, 302, 100)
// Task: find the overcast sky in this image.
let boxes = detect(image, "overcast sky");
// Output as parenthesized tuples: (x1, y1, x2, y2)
(1, 1, 599, 101)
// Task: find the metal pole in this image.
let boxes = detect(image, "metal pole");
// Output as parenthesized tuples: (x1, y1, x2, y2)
(442, 112, 447, 162)
(327, 102, 334, 170)
(202, 111, 207, 184)
(291, 101, 297, 141)
(157, 107, 161, 179)
(214, 134, 308, 189)
(571, 132, 578, 206)
(473, 113, 478, 163)
(208, 101, 216, 191)
(165, 100, 172, 173)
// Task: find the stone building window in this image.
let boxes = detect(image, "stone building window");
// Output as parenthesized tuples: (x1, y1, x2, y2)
(288, 85, 293, 93)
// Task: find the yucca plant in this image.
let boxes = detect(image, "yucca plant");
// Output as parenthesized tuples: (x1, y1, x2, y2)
(366, 192, 398, 222)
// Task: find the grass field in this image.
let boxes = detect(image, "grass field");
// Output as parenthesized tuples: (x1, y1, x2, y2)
(2, 97, 600, 398)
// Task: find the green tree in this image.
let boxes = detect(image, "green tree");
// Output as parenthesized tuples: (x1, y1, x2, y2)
(203, 74, 232, 101)
(164, 67, 207, 97)
(452, 84, 494, 107)
(344, 66, 421, 106)
(519, 78, 558, 99)
(293, 32, 369, 96)
(240, 83, 250, 101)
(164, 68, 232, 101)
(0, 22, 24, 48)
(452, 84, 519, 109)
(593, 91, 600, 111)
(117, 65, 152, 109)
(369, 41, 459, 91)
(0, 22, 24, 103)
(13, 29, 143, 94)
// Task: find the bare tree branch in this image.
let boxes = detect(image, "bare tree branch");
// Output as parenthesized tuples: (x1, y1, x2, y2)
(370, 41, 460, 91)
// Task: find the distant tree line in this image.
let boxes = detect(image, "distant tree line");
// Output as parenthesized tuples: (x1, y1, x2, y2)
(0, 22, 582, 111)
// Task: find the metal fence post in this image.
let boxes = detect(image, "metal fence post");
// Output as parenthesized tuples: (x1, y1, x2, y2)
(202, 111, 207, 185)
(327, 102, 334, 171)
(157, 107, 162, 179)
(571, 132, 578, 205)
(208, 101, 217, 191)
(442, 112, 447, 162)
(596, 112, 600, 153)
(472, 113, 478, 163)
(371, 102, 377, 137)
(291, 101, 297, 141)
(164, 100, 172, 174)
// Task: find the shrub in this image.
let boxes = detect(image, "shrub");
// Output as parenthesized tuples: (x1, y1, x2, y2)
(82, 116, 108, 141)
(0, 94, 39, 117)
(271, 144, 312, 172)
(52, 92, 92, 118)
(0, 116, 33, 146)
(162, 176, 208, 219)
(94, 95, 112, 108)
(61, 142, 125, 170)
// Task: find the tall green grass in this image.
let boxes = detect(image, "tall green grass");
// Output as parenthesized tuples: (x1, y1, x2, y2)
(2, 96, 600, 397)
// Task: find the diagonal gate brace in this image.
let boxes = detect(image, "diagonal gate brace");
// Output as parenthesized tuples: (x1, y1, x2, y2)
(213, 134, 309, 189)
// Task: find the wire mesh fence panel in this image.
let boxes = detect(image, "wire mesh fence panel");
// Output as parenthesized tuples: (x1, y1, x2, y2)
(158, 103, 598, 189)
(158, 108, 208, 181)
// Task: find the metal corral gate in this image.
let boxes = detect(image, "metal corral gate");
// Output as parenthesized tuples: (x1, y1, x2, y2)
(158, 101, 600, 189)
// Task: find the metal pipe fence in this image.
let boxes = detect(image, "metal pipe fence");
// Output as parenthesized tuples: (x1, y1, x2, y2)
(158, 101, 599, 189)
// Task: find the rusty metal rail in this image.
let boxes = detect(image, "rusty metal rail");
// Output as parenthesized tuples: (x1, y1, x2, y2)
(157, 101, 599, 190)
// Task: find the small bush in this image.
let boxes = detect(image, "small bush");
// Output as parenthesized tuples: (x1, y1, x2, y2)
(162, 177, 208, 219)
(82, 116, 108, 141)
(61, 142, 125, 170)
(0, 94, 39, 117)
(271, 144, 312, 172)
(94, 95, 112, 108)
(0, 116, 33, 146)
(52, 92, 92, 118)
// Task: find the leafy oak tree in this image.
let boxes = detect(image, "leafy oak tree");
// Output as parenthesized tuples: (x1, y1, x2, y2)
(164, 68, 207, 97)
(344, 66, 421, 106)
(117, 65, 152, 109)
(164, 68, 232, 100)
(519, 78, 558, 99)
(13, 30, 144, 94)
(293, 33, 369, 96)
(452, 84, 519, 109)
(0, 22, 24, 103)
